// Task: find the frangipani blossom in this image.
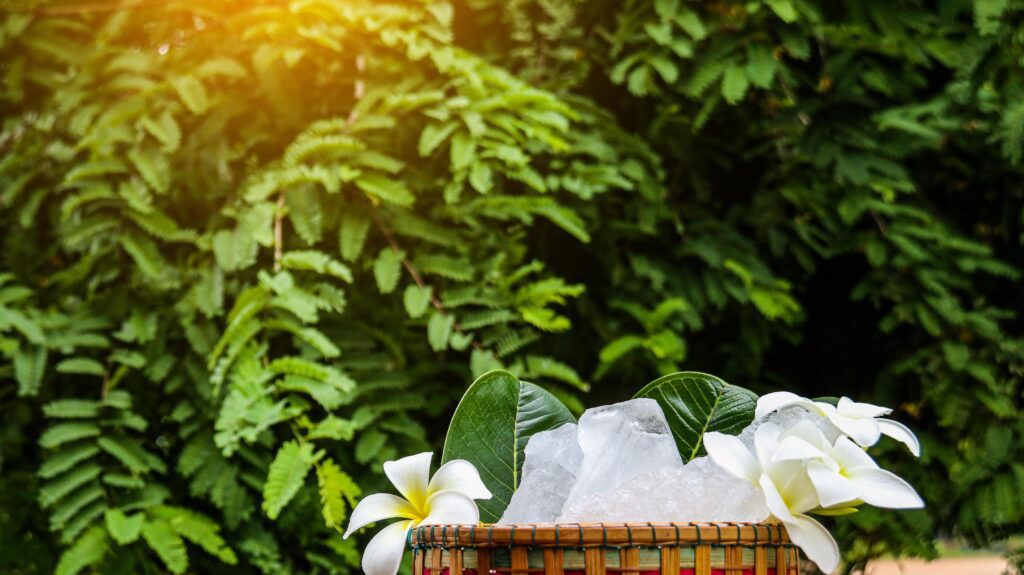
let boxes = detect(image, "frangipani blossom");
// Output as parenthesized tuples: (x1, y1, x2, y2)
(344, 452, 491, 575)
(777, 421, 924, 510)
(757, 392, 921, 456)
(705, 424, 840, 573)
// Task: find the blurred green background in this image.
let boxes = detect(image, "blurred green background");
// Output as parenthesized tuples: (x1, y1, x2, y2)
(1, 0, 1022, 573)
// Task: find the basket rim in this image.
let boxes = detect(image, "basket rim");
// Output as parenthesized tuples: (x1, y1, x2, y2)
(409, 522, 790, 548)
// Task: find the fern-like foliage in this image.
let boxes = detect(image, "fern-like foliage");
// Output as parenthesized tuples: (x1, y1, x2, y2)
(4, 0, 1024, 572)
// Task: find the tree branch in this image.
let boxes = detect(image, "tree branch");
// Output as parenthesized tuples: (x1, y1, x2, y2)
(273, 192, 285, 272)
(369, 210, 484, 352)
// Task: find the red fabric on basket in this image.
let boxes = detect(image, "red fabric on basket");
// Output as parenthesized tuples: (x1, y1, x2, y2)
(419, 564, 770, 568)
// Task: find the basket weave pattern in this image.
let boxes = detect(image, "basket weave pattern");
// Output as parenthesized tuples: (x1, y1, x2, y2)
(410, 523, 800, 575)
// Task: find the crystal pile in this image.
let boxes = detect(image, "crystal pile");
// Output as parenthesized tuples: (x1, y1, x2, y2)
(558, 456, 769, 523)
(560, 398, 683, 516)
(738, 405, 842, 450)
(499, 423, 582, 523)
(503, 399, 832, 524)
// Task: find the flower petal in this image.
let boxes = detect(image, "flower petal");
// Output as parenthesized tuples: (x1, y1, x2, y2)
(827, 412, 881, 447)
(384, 452, 433, 511)
(754, 423, 783, 468)
(759, 473, 796, 523)
(771, 460, 820, 514)
(344, 494, 419, 539)
(877, 418, 921, 457)
(772, 436, 828, 464)
(704, 432, 760, 483)
(784, 513, 841, 574)
(806, 460, 860, 508)
(832, 436, 877, 471)
(780, 420, 830, 450)
(361, 519, 414, 575)
(755, 391, 821, 419)
(846, 467, 924, 509)
(837, 397, 891, 419)
(420, 490, 480, 525)
(427, 460, 492, 500)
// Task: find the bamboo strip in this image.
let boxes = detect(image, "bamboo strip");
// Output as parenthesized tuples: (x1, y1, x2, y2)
(511, 547, 530, 575)
(477, 548, 492, 575)
(695, 545, 711, 575)
(544, 549, 564, 575)
(724, 546, 743, 575)
(431, 548, 443, 574)
(619, 548, 639, 575)
(414, 549, 425, 575)
(754, 546, 767, 575)
(450, 548, 463, 575)
(660, 546, 680, 575)
(584, 547, 606, 575)
(775, 547, 786, 575)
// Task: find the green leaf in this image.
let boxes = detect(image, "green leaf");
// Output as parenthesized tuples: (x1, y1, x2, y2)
(56, 358, 106, 377)
(40, 422, 101, 448)
(634, 371, 757, 461)
(355, 174, 414, 206)
(281, 250, 354, 282)
(766, 0, 798, 23)
(213, 227, 258, 272)
(450, 131, 476, 171)
(15, 345, 47, 396)
(317, 458, 360, 530)
(427, 311, 454, 351)
(98, 435, 162, 474)
(262, 440, 316, 520)
(598, 335, 645, 365)
(746, 44, 777, 88)
(469, 162, 492, 193)
(355, 428, 388, 463)
(44, 399, 102, 419)
(141, 109, 181, 152)
(171, 75, 209, 114)
(339, 211, 371, 261)
(157, 506, 237, 564)
(721, 65, 750, 104)
(105, 509, 144, 545)
(142, 519, 188, 574)
(128, 144, 170, 194)
(418, 121, 458, 157)
(55, 526, 108, 575)
(373, 248, 403, 294)
(403, 284, 433, 319)
(441, 371, 575, 522)
(942, 341, 970, 371)
(308, 415, 357, 441)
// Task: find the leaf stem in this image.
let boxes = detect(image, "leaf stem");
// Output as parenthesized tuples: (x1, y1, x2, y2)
(369, 210, 483, 352)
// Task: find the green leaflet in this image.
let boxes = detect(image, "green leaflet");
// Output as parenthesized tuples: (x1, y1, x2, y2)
(634, 372, 757, 461)
(441, 370, 575, 522)
(142, 519, 187, 574)
(262, 440, 318, 520)
(104, 509, 143, 544)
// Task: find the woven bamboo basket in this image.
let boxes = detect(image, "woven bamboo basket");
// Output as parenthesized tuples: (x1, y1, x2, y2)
(409, 523, 800, 575)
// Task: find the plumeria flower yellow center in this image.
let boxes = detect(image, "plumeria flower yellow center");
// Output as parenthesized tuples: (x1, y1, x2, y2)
(756, 391, 921, 456)
(706, 419, 925, 574)
(776, 420, 924, 510)
(344, 452, 491, 575)
(705, 424, 840, 574)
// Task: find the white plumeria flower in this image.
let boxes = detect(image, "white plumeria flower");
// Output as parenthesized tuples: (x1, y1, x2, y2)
(756, 391, 921, 456)
(705, 423, 841, 574)
(344, 452, 491, 575)
(777, 421, 924, 510)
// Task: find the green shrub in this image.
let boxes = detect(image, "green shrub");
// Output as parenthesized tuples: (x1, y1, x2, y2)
(1, 0, 1022, 573)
